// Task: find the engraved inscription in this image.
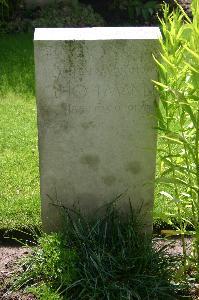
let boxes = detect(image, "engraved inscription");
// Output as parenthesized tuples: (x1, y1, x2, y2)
(55, 101, 154, 115)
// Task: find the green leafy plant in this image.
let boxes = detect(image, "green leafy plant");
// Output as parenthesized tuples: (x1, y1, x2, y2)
(154, 0, 199, 281)
(12, 200, 176, 299)
(111, 0, 159, 24)
(28, 283, 63, 300)
(31, 1, 104, 29)
(12, 233, 77, 296)
(0, 0, 8, 6)
(128, 0, 158, 22)
(0, 0, 24, 32)
(0, 0, 9, 20)
(0, 0, 105, 33)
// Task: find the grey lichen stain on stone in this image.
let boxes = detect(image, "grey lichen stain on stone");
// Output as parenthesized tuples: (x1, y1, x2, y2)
(63, 40, 87, 77)
(126, 161, 141, 175)
(102, 175, 116, 186)
(80, 154, 100, 171)
(81, 121, 95, 129)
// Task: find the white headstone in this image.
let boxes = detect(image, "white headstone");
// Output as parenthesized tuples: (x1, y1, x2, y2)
(34, 27, 161, 232)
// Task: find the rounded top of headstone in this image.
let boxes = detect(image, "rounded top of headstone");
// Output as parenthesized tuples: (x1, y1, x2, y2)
(34, 27, 161, 41)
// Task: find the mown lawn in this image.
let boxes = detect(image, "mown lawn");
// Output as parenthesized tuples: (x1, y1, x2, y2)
(0, 33, 172, 230)
(0, 34, 40, 229)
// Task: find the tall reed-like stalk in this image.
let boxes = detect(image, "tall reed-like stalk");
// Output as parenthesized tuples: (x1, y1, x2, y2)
(0, 0, 8, 20)
(154, 0, 199, 279)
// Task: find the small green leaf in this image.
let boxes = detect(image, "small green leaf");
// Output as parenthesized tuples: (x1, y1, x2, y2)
(160, 135, 183, 144)
(156, 177, 188, 186)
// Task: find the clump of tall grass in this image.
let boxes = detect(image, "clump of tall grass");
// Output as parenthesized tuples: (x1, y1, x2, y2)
(154, 0, 199, 279)
(11, 201, 175, 300)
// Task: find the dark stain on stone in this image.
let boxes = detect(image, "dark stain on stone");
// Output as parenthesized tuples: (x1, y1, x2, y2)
(126, 161, 141, 175)
(102, 175, 116, 186)
(81, 121, 95, 129)
(80, 154, 100, 171)
(75, 192, 98, 213)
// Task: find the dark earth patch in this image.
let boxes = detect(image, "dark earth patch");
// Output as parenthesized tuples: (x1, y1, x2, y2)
(0, 245, 37, 300)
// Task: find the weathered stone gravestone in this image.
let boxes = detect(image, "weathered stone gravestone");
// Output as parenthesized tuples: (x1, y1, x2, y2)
(34, 27, 161, 232)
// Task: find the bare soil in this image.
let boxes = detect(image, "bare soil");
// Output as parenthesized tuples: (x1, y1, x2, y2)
(0, 244, 37, 300)
(153, 236, 199, 300)
(153, 235, 192, 256)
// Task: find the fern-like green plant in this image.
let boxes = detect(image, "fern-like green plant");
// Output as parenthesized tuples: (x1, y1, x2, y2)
(154, 0, 199, 281)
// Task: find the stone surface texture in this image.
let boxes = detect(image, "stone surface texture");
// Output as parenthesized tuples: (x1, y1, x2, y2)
(34, 27, 161, 232)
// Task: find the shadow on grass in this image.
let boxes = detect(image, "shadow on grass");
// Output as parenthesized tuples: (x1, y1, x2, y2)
(0, 33, 35, 98)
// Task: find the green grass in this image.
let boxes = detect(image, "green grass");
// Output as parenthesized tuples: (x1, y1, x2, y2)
(0, 34, 40, 229)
